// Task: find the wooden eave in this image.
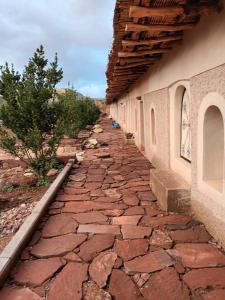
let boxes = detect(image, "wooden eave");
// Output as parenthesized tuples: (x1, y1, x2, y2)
(106, 0, 222, 104)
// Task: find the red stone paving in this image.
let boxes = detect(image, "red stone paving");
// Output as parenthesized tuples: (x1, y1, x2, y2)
(1, 116, 225, 299)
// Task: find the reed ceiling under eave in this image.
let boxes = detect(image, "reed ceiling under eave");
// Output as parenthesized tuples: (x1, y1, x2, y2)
(106, 0, 222, 104)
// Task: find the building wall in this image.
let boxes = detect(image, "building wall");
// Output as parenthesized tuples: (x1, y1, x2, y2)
(110, 8, 225, 246)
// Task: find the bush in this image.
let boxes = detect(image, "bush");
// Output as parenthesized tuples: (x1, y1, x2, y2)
(58, 89, 101, 138)
(0, 45, 64, 180)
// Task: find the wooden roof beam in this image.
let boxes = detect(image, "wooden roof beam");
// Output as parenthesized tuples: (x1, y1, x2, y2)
(129, 5, 184, 18)
(125, 23, 195, 32)
(118, 49, 170, 58)
(122, 35, 182, 46)
(114, 62, 152, 69)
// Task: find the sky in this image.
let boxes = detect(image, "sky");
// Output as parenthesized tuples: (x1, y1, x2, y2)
(0, 0, 116, 98)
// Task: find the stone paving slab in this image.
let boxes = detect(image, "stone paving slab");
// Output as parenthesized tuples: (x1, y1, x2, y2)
(1, 117, 225, 299)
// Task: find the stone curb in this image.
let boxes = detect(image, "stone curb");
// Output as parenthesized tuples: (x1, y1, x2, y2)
(0, 159, 75, 285)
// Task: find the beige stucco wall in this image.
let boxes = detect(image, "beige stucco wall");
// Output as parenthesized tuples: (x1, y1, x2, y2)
(110, 8, 225, 246)
(190, 65, 225, 246)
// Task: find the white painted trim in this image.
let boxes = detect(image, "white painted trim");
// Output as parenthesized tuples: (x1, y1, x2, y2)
(197, 92, 225, 202)
(169, 80, 191, 183)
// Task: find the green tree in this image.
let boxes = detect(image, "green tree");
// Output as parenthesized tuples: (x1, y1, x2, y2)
(58, 89, 101, 138)
(0, 45, 64, 180)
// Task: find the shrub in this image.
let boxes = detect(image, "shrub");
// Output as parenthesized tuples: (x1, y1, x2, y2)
(58, 89, 101, 138)
(0, 45, 64, 180)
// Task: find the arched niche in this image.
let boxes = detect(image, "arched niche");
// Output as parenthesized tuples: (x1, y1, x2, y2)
(169, 81, 192, 183)
(203, 106, 224, 192)
(151, 107, 156, 145)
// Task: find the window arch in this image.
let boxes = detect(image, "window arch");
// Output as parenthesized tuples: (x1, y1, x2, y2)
(203, 105, 224, 192)
(180, 88, 191, 162)
(151, 108, 156, 145)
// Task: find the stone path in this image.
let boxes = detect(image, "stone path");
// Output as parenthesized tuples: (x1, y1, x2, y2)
(1, 117, 225, 300)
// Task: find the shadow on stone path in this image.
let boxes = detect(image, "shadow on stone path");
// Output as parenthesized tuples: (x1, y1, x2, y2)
(1, 117, 225, 300)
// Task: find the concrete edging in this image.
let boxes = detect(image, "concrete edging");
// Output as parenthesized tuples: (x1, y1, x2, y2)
(0, 159, 75, 284)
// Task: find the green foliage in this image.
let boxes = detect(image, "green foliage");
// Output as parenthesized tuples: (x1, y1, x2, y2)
(3, 183, 14, 193)
(58, 89, 101, 138)
(0, 45, 64, 179)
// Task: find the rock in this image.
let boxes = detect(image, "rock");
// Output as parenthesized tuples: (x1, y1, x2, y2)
(144, 206, 161, 216)
(124, 250, 173, 273)
(114, 239, 149, 261)
(56, 194, 90, 202)
(137, 191, 157, 201)
(183, 267, 225, 290)
(73, 211, 108, 224)
(63, 252, 82, 262)
(167, 243, 225, 268)
(202, 289, 225, 300)
(11, 258, 65, 286)
(63, 201, 127, 213)
(102, 209, 124, 217)
(42, 214, 78, 238)
(83, 281, 112, 300)
(142, 214, 192, 228)
(124, 206, 145, 215)
(121, 225, 152, 239)
(150, 229, 173, 249)
(89, 251, 117, 288)
(64, 187, 90, 194)
(123, 193, 139, 206)
(47, 168, 58, 177)
(109, 269, 144, 300)
(133, 273, 150, 288)
(88, 138, 98, 146)
(7, 173, 37, 186)
(31, 234, 87, 258)
(104, 189, 121, 199)
(112, 215, 142, 225)
(141, 267, 190, 300)
(77, 224, 120, 235)
(79, 235, 115, 262)
(93, 128, 103, 133)
(48, 263, 88, 300)
(169, 226, 211, 243)
(0, 287, 42, 300)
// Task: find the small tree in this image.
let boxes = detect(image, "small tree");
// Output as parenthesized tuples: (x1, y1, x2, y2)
(58, 89, 101, 138)
(0, 45, 64, 180)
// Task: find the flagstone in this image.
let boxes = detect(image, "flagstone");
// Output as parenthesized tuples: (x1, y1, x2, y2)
(64, 187, 90, 194)
(121, 225, 152, 239)
(109, 269, 144, 300)
(114, 239, 149, 261)
(63, 201, 127, 213)
(85, 182, 102, 190)
(141, 267, 190, 300)
(124, 250, 173, 273)
(63, 252, 82, 262)
(169, 226, 211, 243)
(73, 211, 108, 224)
(48, 263, 88, 300)
(150, 229, 173, 249)
(56, 194, 90, 201)
(167, 243, 225, 268)
(83, 281, 112, 300)
(142, 214, 192, 227)
(42, 214, 78, 238)
(31, 234, 87, 258)
(183, 267, 225, 290)
(79, 235, 115, 261)
(201, 289, 225, 300)
(112, 215, 142, 225)
(77, 224, 120, 235)
(0, 287, 42, 300)
(137, 191, 157, 201)
(102, 209, 124, 216)
(86, 175, 105, 182)
(122, 193, 139, 206)
(124, 206, 145, 215)
(11, 258, 65, 286)
(89, 251, 117, 288)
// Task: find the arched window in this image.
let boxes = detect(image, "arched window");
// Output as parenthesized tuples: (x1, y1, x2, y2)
(180, 89, 191, 162)
(203, 106, 224, 192)
(151, 108, 156, 145)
